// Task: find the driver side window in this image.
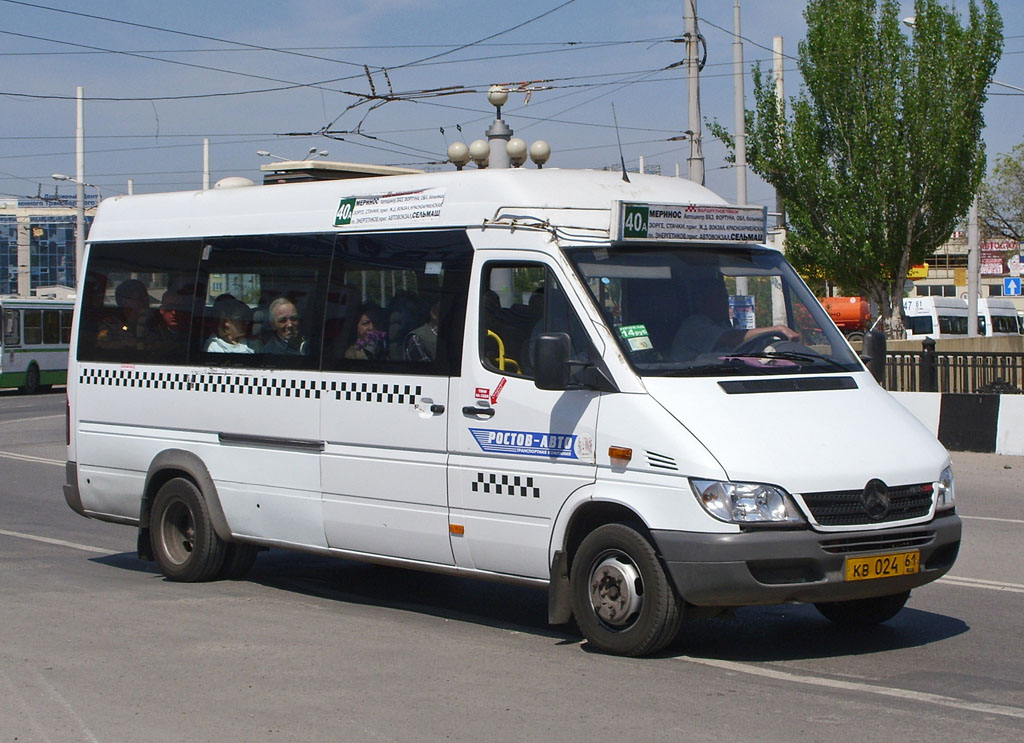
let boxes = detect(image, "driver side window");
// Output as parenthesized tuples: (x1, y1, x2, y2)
(480, 263, 591, 379)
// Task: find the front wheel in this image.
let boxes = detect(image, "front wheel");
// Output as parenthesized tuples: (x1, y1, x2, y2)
(150, 478, 226, 582)
(570, 523, 683, 656)
(814, 590, 910, 626)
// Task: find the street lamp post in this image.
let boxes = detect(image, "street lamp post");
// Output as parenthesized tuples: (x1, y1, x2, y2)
(51, 173, 97, 287)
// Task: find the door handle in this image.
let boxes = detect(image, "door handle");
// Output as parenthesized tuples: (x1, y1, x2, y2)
(430, 404, 446, 414)
(462, 405, 495, 418)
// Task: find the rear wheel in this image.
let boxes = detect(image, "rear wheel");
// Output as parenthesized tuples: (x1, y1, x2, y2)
(570, 523, 683, 656)
(150, 478, 226, 582)
(814, 590, 910, 626)
(22, 364, 40, 395)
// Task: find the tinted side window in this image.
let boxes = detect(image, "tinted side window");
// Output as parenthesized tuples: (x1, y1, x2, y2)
(23, 310, 42, 345)
(77, 241, 205, 364)
(322, 230, 472, 376)
(197, 235, 333, 369)
(43, 310, 62, 344)
(480, 263, 592, 380)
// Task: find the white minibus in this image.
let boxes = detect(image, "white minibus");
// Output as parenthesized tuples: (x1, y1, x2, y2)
(903, 296, 968, 339)
(977, 297, 1021, 336)
(1, 296, 74, 393)
(64, 168, 960, 656)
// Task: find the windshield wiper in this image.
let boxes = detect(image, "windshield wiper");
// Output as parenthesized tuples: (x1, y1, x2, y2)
(735, 350, 850, 371)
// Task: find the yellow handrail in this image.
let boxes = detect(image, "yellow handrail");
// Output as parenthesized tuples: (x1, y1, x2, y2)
(487, 329, 521, 373)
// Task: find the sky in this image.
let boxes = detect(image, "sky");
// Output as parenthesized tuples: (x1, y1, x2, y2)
(1, 0, 1021, 211)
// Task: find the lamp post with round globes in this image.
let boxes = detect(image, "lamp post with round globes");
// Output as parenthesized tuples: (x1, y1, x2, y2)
(446, 88, 552, 170)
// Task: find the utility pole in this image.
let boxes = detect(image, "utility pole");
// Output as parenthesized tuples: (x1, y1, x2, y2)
(967, 195, 980, 336)
(772, 36, 786, 230)
(75, 85, 85, 286)
(203, 138, 210, 190)
(733, 0, 747, 205)
(684, 0, 704, 185)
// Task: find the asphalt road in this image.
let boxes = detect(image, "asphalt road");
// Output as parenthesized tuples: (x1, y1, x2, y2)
(1, 389, 1022, 742)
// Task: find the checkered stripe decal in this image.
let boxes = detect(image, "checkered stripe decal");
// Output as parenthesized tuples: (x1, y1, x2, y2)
(471, 472, 541, 498)
(78, 367, 420, 405)
(330, 381, 421, 405)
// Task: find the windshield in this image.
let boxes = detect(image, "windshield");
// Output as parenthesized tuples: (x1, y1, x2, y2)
(566, 244, 862, 377)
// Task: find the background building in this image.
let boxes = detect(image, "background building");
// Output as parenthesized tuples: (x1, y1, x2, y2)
(0, 194, 96, 296)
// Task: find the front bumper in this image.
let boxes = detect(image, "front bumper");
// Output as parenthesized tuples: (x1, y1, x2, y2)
(651, 512, 961, 606)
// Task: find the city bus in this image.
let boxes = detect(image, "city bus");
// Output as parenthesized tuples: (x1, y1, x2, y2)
(1, 296, 74, 393)
(62, 167, 960, 656)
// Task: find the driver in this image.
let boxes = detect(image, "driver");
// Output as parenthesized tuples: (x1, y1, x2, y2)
(671, 279, 797, 360)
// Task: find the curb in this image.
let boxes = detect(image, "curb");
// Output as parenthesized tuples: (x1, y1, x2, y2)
(891, 391, 1024, 455)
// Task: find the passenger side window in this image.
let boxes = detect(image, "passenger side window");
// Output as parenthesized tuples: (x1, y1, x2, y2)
(76, 240, 205, 364)
(322, 230, 472, 376)
(197, 235, 333, 368)
(480, 263, 592, 379)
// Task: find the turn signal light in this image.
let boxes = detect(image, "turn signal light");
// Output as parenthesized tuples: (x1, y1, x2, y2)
(608, 446, 632, 463)
(449, 523, 465, 535)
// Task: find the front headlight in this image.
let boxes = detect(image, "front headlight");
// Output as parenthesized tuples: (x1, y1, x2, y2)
(690, 479, 805, 525)
(934, 465, 955, 511)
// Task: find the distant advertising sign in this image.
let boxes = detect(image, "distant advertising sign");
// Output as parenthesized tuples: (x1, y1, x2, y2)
(981, 240, 1017, 276)
(613, 202, 767, 244)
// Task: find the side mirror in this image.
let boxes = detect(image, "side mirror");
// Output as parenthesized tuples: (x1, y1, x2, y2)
(534, 332, 571, 390)
(861, 330, 887, 384)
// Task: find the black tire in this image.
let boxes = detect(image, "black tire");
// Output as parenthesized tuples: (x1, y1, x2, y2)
(150, 477, 226, 582)
(22, 364, 40, 395)
(570, 523, 683, 656)
(814, 590, 910, 626)
(218, 543, 259, 580)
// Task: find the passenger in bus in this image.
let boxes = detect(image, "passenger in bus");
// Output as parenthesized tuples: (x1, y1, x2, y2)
(97, 278, 152, 349)
(404, 300, 440, 362)
(344, 303, 388, 360)
(203, 295, 255, 354)
(156, 287, 193, 338)
(262, 297, 307, 355)
(671, 279, 796, 360)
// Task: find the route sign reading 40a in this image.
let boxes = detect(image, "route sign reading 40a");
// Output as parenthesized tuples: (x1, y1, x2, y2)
(614, 201, 767, 245)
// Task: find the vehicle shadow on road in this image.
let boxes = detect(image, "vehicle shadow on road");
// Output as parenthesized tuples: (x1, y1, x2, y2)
(230, 549, 578, 645)
(92, 549, 967, 659)
(669, 602, 969, 661)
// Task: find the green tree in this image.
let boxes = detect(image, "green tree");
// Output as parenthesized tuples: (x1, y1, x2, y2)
(980, 141, 1024, 240)
(712, 0, 1002, 337)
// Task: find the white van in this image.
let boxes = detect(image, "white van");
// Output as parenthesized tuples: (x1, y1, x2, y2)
(903, 296, 968, 339)
(63, 168, 960, 656)
(977, 297, 1022, 336)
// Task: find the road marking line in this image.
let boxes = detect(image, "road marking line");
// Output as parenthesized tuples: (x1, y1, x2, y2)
(678, 656, 1024, 720)
(0, 529, 110, 555)
(0, 450, 63, 467)
(1, 414, 64, 424)
(937, 576, 1024, 593)
(961, 515, 1024, 525)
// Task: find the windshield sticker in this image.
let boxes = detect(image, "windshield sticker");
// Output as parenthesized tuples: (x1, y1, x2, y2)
(334, 188, 445, 228)
(618, 324, 653, 351)
(470, 428, 580, 459)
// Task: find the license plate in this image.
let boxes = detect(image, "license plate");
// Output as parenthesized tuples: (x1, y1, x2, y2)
(845, 550, 920, 581)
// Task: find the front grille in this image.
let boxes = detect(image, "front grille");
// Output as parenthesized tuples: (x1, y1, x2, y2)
(819, 530, 934, 554)
(800, 483, 933, 526)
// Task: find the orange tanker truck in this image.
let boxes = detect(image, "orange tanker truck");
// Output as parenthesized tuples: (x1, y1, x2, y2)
(819, 296, 871, 342)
